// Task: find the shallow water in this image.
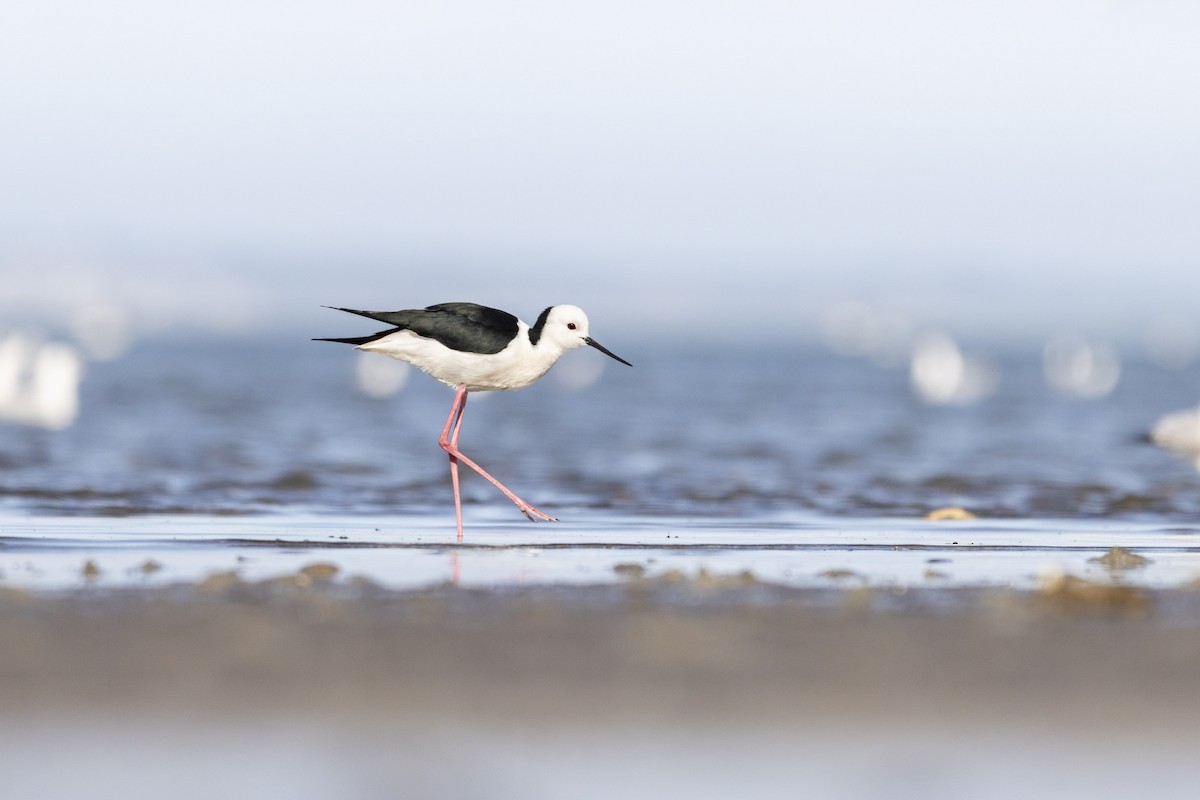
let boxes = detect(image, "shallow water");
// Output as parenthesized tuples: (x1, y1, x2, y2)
(3, 514, 1198, 593)
(1, 337, 1198, 520)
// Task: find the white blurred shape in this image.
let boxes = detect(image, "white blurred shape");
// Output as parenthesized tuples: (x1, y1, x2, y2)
(1043, 334, 1121, 399)
(1143, 314, 1198, 370)
(909, 332, 999, 406)
(32, 344, 85, 428)
(1150, 405, 1200, 469)
(72, 302, 134, 360)
(355, 352, 410, 399)
(0, 333, 86, 429)
(551, 350, 605, 390)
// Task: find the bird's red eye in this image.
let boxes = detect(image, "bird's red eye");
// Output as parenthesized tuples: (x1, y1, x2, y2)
(567, 323, 577, 330)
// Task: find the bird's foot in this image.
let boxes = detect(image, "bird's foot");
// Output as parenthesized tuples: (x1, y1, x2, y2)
(519, 504, 557, 522)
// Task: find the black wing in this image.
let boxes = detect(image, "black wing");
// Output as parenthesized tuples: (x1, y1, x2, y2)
(314, 303, 520, 355)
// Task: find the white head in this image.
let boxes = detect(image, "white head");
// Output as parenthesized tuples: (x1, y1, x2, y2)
(533, 305, 632, 366)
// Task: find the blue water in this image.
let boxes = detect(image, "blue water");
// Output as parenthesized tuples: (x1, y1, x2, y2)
(1, 337, 1198, 521)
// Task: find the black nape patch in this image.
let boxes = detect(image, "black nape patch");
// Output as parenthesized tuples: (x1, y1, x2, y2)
(527, 307, 553, 346)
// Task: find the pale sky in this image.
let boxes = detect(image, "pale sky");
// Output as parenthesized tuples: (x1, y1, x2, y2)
(2, 1, 1198, 343)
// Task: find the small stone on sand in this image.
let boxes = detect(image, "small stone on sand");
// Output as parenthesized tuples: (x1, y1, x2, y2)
(925, 506, 976, 521)
(198, 570, 242, 593)
(1088, 547, 1151, 571)
(298, 562, 340, 582)
(614, 563, 647, 578)
(1036, 571, 1151, 617)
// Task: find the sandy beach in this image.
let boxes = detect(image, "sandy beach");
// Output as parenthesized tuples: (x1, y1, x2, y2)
(5, 560, 1200, 798)
(5, 568, 1198, 723)
(4, 516, 1200, 800)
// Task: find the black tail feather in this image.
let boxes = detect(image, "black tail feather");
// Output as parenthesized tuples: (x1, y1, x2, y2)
(315, 306, 412, 346)
(312, 334, 383, 346)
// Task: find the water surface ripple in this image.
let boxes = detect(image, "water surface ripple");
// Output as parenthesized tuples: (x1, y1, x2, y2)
(0, 339, 1197, 520)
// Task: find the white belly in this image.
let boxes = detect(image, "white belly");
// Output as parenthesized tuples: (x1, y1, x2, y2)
(357, 329, 557, 392)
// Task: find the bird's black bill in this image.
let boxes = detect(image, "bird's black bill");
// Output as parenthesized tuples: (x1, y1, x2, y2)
(585, 337, 632, 367)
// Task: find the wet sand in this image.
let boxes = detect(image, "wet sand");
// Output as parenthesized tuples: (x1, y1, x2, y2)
(8, 576, 1200, 798)
(5, 571, 1200, 729)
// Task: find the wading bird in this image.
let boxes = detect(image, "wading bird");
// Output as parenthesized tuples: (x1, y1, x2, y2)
(316, 302, 631, 538)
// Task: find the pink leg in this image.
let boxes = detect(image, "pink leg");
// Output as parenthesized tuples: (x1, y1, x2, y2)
(438, 385, 557, 528)
(441, 389, 466, 541)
